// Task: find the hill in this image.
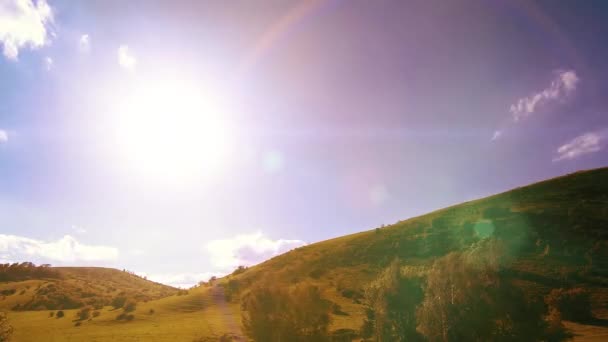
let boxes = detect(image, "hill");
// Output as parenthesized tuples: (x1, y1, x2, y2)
(0, 265, 178, 312)
(3, 167, 608, 341)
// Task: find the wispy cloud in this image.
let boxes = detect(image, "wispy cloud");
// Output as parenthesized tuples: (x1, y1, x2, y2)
(510, 70, 579, 122)
(206, 231, 306, 271)
(0, 234, 119, 263)
(553, 129, 607, 162)
(78, 33, 90, 52)
(44, 56, 52, 70)
(0, 129, 7, 143)
(491, 130, 502, 141)
(0, 0, 54, 60)
(117, 44, 136, 70)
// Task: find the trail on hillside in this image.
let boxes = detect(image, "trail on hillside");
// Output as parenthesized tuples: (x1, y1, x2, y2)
(210, 284, 245, 341)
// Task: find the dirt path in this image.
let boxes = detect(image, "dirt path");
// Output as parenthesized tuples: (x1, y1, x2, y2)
(210, 284, 245, 341)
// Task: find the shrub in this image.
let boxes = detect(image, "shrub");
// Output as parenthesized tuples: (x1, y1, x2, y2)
(242, 283, 332, 341)
(149, 309, 155, 315)
(49, 311, 54, 317)
(0, 312, 13, 341)
(232, 265, 248, 276)
(76, 306, 93, 321)
(545, 288, 593, 322)
(309, 268, 324, 279)
(111, 296, 127, 309)
(0, 290, 15, 297)
(361, 259, 423, 341)
(56, 310, 64, 318)
(92, 311, 100, 318)
(74, 322, 81, 327)
(123, 301, 137, 313)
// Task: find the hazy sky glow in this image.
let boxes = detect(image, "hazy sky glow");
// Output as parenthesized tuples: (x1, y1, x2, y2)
(1, 0, 608, 287)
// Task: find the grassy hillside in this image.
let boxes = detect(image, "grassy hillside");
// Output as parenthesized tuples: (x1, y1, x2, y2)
(3, 167, 608, 341)
(227, 167, 608, 336)
(0, 266, 177, 312)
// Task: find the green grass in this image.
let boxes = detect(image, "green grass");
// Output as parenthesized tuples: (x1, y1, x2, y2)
(2, 167, 608, 340)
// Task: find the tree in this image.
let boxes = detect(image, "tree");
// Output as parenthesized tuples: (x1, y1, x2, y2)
(0, 312, 13, 342)
(416, 240, 548, 342)
(361, 259, 424, 341)
(242, 283, 331, 341)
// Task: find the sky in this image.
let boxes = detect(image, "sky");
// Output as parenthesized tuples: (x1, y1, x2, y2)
(1, 0, 608, 288)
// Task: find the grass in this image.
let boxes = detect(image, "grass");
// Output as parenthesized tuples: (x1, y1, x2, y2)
(8, 285, 243, 341)
(2, 166, 608, 340)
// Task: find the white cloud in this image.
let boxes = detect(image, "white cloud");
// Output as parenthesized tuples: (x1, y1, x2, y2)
(78, 33, 89, 52)
(553, 130, 607, 162)
(491, 130, 502, 141)
(206, 231, 306, 271)
(139, 271, 222, 289)
(510, 70, 579, 122)
(0, 0, 53, 60)
(117, 44, 136, 70)
(0, 129, 7, 143)
(0, 234, 119, 262)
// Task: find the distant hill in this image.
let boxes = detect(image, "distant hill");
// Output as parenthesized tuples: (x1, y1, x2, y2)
(3, 167, 608, 341)
(0, 265, 177, 311)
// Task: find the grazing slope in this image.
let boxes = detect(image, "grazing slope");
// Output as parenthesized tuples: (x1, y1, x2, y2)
(3, 167, 608, 341)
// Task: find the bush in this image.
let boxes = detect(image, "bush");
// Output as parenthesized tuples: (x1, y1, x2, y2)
(361, 259, 423, 341)
(76, 306, 93, 321)
(0, 312, 13, 341)
(545, 288, 593, 322)
(49, 311, 54, 317)
(232, 265, 248, 276)
(149, 308, 155, 315)
(123, 301, 137, 313)
(111, 296, 127, 309)
(74, 322, 81, 327)
(56, 310, 64, 318)
(92, 311, 100, 318)
(242, 283, 332, 341)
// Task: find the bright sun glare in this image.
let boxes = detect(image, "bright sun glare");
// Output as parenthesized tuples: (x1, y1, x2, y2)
(114, 81, 232, 184)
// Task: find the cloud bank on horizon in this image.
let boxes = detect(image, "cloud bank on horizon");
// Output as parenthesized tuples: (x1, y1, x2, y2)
(0, 234, 118, 263)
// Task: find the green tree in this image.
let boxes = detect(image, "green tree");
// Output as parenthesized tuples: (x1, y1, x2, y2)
(361, 259, 424, 341)
(416, 240, 548, 342)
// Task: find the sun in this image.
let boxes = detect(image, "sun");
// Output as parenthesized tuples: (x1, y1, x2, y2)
(114, 80, 232, 184)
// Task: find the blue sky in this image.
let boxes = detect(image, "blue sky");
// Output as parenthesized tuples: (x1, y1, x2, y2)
(1, 0, 608, 287)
